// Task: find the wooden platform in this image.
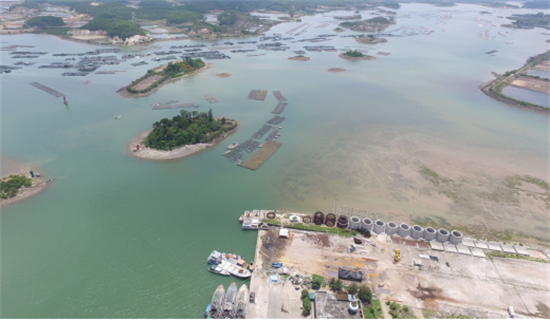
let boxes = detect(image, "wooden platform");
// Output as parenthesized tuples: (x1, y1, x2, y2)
(240, 141, 281, 170)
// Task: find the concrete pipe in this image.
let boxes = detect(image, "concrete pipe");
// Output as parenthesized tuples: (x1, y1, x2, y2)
(411, 225, 423, 240)
(436, 228, 450, 243)
(362, 218, 373, 231)
(398, 223, 411, 238)
(349, 216, 361, 230)
(385, 221, 398, 236)
(423, 227, 437, 241)
(373, 220, 386, 234)
(337, 215, 349, 229)
(449, 230, 463, 245)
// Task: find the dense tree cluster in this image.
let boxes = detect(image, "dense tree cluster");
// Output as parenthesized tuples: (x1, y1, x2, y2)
(344, 50, 366, 57)
(0, 175, 32, 199)
(25, 16, 66, 28)
(144, 110, 235, 150)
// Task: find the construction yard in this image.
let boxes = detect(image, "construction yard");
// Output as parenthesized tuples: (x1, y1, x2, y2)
(246, 219, 550, 319)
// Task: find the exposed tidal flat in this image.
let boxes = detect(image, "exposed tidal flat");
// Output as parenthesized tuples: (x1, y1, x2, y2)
(1, 3, 549, 318)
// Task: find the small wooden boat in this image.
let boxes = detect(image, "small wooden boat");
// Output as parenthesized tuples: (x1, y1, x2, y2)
(239, 214, 244, 223)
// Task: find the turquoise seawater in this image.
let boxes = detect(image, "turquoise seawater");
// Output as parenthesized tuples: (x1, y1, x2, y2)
(1, 3, 548, 318)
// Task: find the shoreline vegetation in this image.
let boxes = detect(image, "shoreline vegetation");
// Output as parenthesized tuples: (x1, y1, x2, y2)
(117, 59, 209, 98)
(480, 50, 550, 113)
(0, 168, 47, 206)
(129, 111, 237, 160)
(339, 50, 376, 61)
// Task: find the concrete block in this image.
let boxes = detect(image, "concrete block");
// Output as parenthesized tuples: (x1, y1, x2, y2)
(500, 244, 516, 254)
(461, 238, 475, 247)
(514, 246, 530, 256)
(430, 242, 444, 251)
(471, 248, 486, 258)
(487, 242, 503, 251)
(456, 245, 471, 255)
(474, 240, 489, 249)
(443, 243, 458, 253)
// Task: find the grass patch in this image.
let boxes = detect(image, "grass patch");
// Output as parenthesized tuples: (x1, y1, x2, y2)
(388, 302, 416, 319)
(364, 299, 383, 319)
(262, 220, 360, 238)
(419, 166, 453, 186)
(485, 250, 548, 263)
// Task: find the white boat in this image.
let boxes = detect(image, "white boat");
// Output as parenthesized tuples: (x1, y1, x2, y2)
(114, 115, 122, 119)
(208, 251, 252, 278)
(227, 142, 239, 150)
(209, 263, 230, 276)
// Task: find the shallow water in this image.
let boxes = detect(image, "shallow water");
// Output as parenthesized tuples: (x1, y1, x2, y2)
(502, 86, 549, 107)
(1, 3, 548, 318)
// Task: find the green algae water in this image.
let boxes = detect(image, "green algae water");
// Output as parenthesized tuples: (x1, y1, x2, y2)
(1, 4, 549, 318)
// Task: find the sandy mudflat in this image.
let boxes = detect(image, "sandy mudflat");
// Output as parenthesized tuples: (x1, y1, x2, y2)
(0, 168, 47, 206)
(128, 123, 237, 161)
(288, 56, 310, 61)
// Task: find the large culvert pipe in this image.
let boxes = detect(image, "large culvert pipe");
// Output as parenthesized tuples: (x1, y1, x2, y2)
(449, 230, 463, 245)
(313, 211, 324, 225)
(349, 216, 361, 230)
(337, 215, 349, 229)
(373, 220, 386, 234)
(362, 218, 373, 231)
(423, 227, 437, 241)
(398, 223, 411, 238)
(436, 228, 450, 243)
(411, 225, 423, 240)
(385, 221, 398, 236)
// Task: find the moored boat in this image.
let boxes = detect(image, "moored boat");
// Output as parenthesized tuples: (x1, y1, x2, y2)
(209, 263, 230, 276)
(223, 282, 238, 319)
(235, 284, 249, 319)
(209, 284, 225, 319)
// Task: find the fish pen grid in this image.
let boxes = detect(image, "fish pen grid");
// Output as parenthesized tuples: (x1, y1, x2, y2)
(272, 102, 287, 114)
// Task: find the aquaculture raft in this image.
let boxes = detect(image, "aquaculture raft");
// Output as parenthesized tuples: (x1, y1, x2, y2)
(248, 90, 268, 100)
(273, 91, 287, 101)
(272, 102, 287, 114)
(240, 141, 281, 170)
(29, 82, 64, 97)
(204, 94, 219, 103)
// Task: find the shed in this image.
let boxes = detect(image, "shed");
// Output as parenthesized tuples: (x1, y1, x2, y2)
(270, 275, 278, 283)
(308, 292, 315, 301)
(279, 228, 289, 238)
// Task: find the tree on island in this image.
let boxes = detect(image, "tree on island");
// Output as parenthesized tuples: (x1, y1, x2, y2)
(0, 175, 32, 199)
(344, 50, 366, 58)
(144, 110, 235, 151)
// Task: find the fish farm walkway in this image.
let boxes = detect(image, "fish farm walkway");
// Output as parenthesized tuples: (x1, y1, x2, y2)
(240, 141, 282, 170)
(29, 82, 64, 97)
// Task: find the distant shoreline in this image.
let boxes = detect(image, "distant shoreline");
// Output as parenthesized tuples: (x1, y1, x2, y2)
(0, 168, 47, 206)
(128, 120, 238, 161)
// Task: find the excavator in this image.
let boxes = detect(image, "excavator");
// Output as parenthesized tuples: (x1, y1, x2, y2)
(393, 248, 401, 264)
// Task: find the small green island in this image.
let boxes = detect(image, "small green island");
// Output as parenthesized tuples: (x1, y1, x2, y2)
(24, 16, 68, 35)
(501, 12, 549, 30)
(339, 16, 395, 32)
(355, 34, 388, 44)
(339, 50, 376, 61)
(120, 58, 206, 97)
(130, 110, 237, 160)
(1, 175, 32, 199)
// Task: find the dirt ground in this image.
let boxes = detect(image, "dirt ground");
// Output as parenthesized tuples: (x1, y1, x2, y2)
(247, 227, 550, 319)
(533, 60, 550, 72)
(132, 74, 164, 91)
(510, 76, 550, 94)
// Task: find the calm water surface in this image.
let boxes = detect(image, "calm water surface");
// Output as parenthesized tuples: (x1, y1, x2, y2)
(1, 3, 548, 318)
